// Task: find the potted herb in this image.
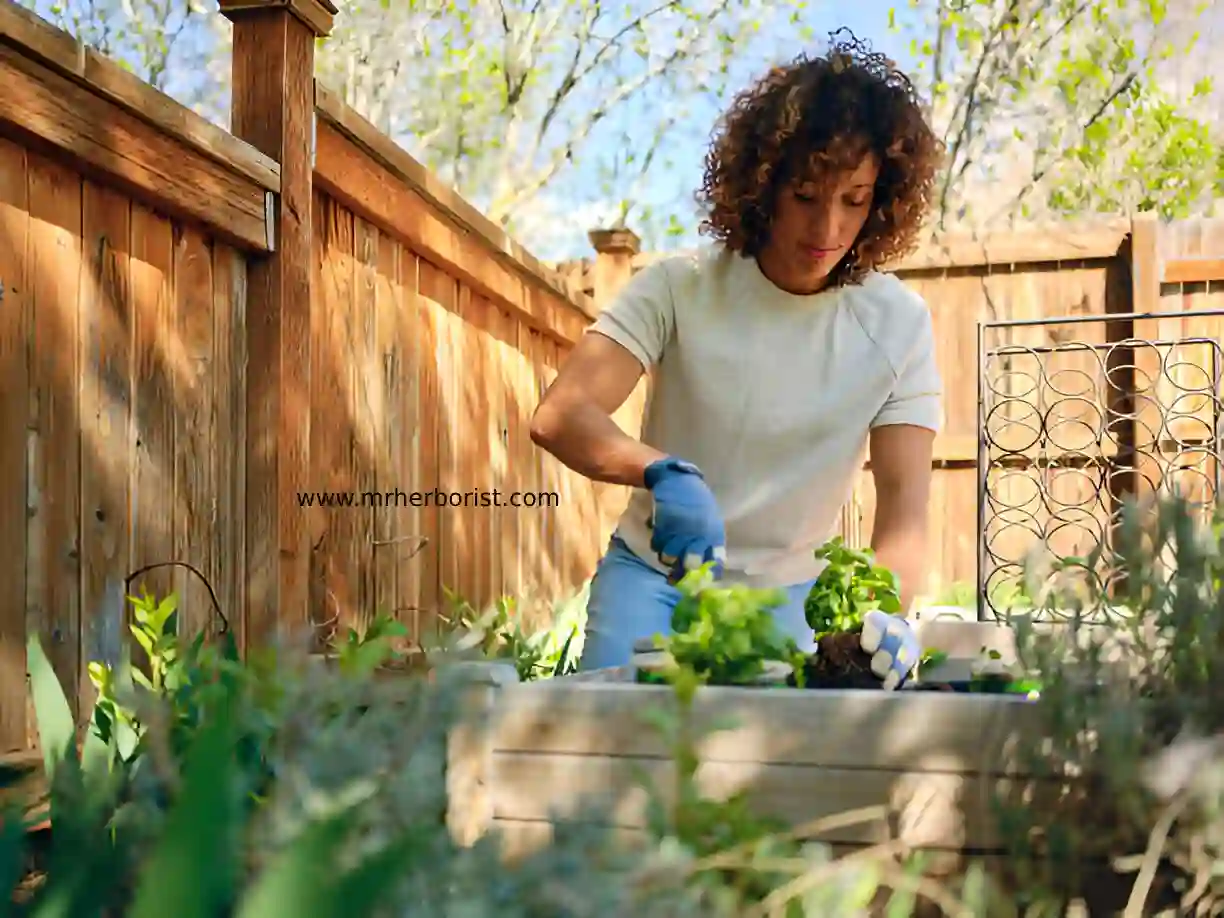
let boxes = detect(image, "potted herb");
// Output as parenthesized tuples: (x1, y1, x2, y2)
(791, 538, 923, 690)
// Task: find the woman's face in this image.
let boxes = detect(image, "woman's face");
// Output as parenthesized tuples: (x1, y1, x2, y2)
(757, 149, 880, 295)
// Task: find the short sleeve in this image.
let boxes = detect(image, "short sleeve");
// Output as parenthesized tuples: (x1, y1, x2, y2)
(585, 258, 676, 370)
(871, 303, 943, 432)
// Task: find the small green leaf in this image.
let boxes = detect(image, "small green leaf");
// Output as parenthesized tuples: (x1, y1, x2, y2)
(26, 635, 75, 784)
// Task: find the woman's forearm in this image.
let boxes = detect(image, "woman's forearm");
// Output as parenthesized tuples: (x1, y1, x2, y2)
(870, 501, 930, 614)
(530, 399, 668, 489)
(872, 533, 926, 614)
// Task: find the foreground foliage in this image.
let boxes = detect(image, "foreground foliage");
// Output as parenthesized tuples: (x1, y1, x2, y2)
(4, 587, 995, 917)
(9, 494, 1224, 915)
(995, 494, 1224, 916)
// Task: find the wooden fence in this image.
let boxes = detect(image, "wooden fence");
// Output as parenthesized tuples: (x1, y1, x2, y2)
(558, 217, 1224, 599)
(3, 0, 1220, 752)
(0, 0, 645, 752)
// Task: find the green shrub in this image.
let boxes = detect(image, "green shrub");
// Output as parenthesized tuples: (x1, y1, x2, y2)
(993, 493, 1224, 916)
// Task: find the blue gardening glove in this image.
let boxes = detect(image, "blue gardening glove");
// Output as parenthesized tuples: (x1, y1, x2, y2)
(859, 610, 921, 690)
(643, 457, 727, 581)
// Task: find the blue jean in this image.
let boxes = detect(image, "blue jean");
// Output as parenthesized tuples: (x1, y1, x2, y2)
(578, 536, 819, 671)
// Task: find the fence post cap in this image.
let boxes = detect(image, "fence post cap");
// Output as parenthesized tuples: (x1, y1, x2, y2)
(218, 0, 338, 37)
(588, 227, 641, 256)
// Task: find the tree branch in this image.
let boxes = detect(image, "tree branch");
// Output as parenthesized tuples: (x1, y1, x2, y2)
(487, 34, 697, 223)
(936, 0, 1022, 226)
(982, 71, 1138, 226)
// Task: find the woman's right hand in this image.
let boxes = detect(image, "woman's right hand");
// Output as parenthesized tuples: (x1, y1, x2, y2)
(644, 457, 727, 581)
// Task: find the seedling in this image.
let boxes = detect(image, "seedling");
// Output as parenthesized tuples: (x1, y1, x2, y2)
(651, 565, 805, 686)
(804, 538, 902, 638)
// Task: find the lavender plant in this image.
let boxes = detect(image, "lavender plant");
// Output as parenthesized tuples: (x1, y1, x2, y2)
(992, 493, 1224, 916)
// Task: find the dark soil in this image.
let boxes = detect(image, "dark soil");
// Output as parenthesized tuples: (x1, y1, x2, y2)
(786, 629, 880, 689)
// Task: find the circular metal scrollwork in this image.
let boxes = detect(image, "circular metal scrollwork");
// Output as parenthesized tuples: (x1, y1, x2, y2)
(978, 326, 1224, 623)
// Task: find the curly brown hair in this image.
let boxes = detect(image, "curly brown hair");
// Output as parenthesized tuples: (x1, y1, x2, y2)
(696, 29, 943, 286)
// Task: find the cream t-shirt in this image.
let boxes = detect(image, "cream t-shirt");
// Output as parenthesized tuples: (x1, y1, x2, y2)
(587, 245, 943, 588)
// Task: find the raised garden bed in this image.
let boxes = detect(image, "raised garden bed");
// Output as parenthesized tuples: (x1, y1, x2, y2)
(449, 672, 1047, 873)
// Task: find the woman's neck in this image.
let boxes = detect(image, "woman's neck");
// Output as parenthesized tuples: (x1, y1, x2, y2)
(754, 247, 832, 296)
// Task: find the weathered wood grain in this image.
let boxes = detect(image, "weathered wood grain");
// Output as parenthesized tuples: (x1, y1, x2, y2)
(26, 153, 82, 722)
(485, 681, 1044, 774)
(0, 137, 29, 752)
(78, 181, 131, 711)
(311, 119, 587, 348)
(490, 752, 1000, 848)
(0, 47, 270, 252)
(0, 0, 279, 193)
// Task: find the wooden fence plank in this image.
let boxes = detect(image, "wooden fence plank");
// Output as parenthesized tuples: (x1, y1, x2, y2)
(426, 261, 463, 611)
(353, 217, 378, 629)
(330, 201, 358, 635)
(0, 136, 29, 751)
(1163, 257, 1224, 284)
(395, 250, 424, 632)
(310, 196, 353, 641)
(0, 0, 280, 192)
(128, 205, 176, 610)
(413, 257, 442, 626)
(78, 181, 131, 714)
(173, 226, 216, 639)
(211, 244, 242, 635)
(26, 153, 82, 719)
(491, 305, 523, 600)
(373, 226, 400, 621)
(460, 287, 493, 607)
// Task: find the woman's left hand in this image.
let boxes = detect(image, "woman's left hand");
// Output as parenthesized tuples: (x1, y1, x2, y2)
(859, 609, 921, 690)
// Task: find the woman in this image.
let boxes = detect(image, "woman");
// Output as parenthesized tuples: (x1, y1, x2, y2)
(530, 32, 944, 678)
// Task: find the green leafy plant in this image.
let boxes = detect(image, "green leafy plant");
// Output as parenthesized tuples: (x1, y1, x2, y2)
(87, 589, 283, 811)
(929, 578, 1033, 614)
(636, 665, 803, 908)
(8, 570, 1041, 917)
(437, 583, 587, 680)
(332, 611, 413, 677)
(6, 630, 421, 917)
(654, 565, 805, 687)
(7, 591, 999, 918)
(803, 538, 902, 639)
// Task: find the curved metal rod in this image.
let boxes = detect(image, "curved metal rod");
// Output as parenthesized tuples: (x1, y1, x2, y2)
(125, 561, 229, 635)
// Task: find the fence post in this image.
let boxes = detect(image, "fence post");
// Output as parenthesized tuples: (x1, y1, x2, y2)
(1128, 214, 1164, 516)
(585, 228, 645, 537)
(587, 227, 640, 309)
(218, 0, 337, 649)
